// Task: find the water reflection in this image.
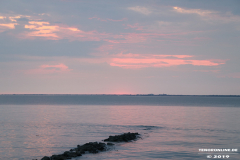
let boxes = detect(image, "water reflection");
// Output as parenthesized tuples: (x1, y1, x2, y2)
(0, 105, 239, 160)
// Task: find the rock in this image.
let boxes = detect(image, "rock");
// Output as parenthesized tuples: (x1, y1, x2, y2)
(76, 151, 82, 156)
(40, 132, 140, 160)
(41, 156, 50, 160)
(80, 142, 106, 153)
(107, 142, 114, 145)
(50, 154, 65, 160)
(103, 132, 139, 142)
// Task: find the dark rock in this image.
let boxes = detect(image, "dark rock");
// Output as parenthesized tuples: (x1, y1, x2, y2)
(76, 151, 82, 156)
(40, 132, 140, 160)
(51, 154, 65, 160)
(103, 132, 139, 142)
(63, 151, 71, 157)
(41, 156, 50, 160)
(80, 150, 85, 154)
(107, 142, 114, 146)
(80, 142, 104, 153)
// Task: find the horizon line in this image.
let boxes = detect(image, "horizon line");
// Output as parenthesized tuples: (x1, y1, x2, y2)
(0, 94, 240, 97)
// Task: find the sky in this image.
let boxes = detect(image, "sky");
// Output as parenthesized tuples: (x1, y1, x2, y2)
(0, 0, 240, 95)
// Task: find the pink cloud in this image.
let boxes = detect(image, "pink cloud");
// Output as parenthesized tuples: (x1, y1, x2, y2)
(107, 53, 226, 68)
(39, 24, 177, 43)
(26, 63, 72, 74)
(23, 20, 109, 41)
(15, 18, 203, 44)
(73, 53, 225, 69)
(0, 14, 30, 32)
(0, 16, 6, 19)
(24, 21, 59, 39)
(67, 27, 80, 32)
(0, 23, 17, 29)
(173, 6, 240, 23)
(41, 64, 69, 71)
(173, 7, 214, 16)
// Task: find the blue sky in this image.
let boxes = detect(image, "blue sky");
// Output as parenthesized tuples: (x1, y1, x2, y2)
(0, 0, 240, 94)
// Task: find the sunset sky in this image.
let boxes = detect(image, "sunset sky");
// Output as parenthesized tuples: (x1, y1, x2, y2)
(0, 0, 240, 95)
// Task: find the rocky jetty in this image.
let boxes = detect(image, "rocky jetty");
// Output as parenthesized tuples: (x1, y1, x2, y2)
(103, 132, 140, 142)
(39, 132, 139, 160)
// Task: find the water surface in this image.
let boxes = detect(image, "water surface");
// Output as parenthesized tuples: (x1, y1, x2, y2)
(0, 95, 239, 159)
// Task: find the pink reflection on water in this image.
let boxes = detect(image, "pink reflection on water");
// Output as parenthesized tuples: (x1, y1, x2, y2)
(1, 104, 239, 160)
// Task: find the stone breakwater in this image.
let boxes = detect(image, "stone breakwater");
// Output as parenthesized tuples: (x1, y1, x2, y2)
(38, 132, 140, 160)
(103, 132, 139, 142)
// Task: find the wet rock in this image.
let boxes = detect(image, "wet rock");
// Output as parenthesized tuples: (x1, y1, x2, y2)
(80, 142, 106, 153)
(42, 142, 106, 160)
(50, 154, 65, 160)
(75, 151, 82, 156)
(41, 156, 50, 160)
(107, 142, 114, 146)
(103, 132, 139, 142)
(62, 151, 77, 157)
(40, 132, 140, 160)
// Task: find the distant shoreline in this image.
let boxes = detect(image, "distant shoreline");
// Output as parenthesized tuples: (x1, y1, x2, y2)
(0, 94, 240, 97)
(1, 94, 239, 106)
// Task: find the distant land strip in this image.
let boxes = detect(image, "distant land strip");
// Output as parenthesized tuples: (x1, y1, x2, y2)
(0, 94, 240, 97)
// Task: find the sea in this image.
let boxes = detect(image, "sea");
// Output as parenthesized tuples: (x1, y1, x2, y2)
(0, 95, 239, 160)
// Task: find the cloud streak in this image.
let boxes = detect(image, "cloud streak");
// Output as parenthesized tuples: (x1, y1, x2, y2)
(26, 63, 71, 74)
(25, 21, 59, 39)
(173, 6, 240, 23)
(128, 6, 152, 15)
(0, 23, 16, 29)
(108, 53, 225, 68)
(23, 20, 104, 40)
(72, 53, 226, 69)
(173, 7, 215, 16)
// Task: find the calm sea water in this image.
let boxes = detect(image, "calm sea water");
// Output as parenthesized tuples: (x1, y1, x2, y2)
(0, 95, 239, 160)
